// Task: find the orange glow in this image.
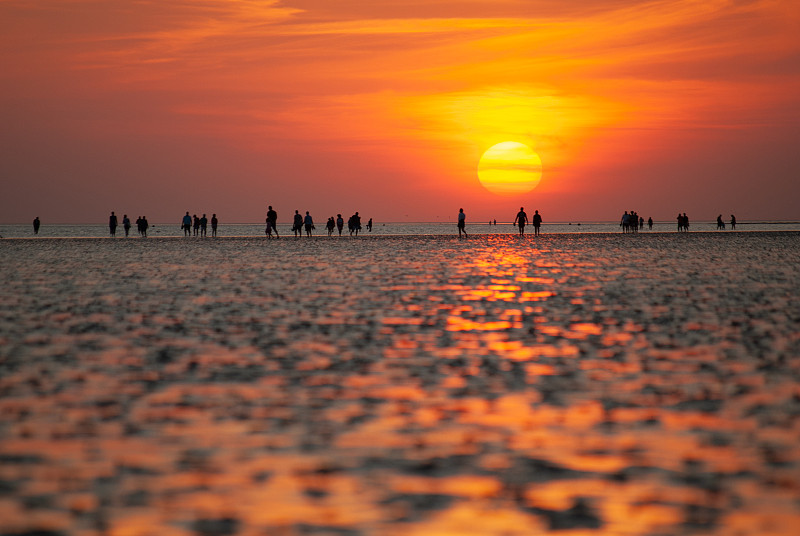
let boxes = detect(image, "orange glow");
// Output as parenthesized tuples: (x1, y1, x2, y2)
(1, 1, 799, 221)
(387, 475, 503, 499)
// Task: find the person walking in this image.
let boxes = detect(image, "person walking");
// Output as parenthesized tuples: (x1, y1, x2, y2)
(33, 217, 40, 235)
(109, 211, 118, 237)
(122, 214, 131, 237)
(532, 209, 542, 236)
(351, 212, 362, 236)
(621, 211, 631, 233)
(182, 212, 192, 236)
(293, 210, 303, 237)
(303, 211, 314, 236)
(513, 207, 528, 236)
(336, 214, 344, 235)
(457, 208, 467, 238)
(266, 205, 279, 238)
(211, 214, 218, 237)
(730, 214, 736, 230)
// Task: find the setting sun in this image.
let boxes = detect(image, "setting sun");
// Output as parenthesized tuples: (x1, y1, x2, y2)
(477, 142, 542, 195)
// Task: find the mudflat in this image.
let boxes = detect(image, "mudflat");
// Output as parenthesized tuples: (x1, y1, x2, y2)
(1, 232, 799, 535)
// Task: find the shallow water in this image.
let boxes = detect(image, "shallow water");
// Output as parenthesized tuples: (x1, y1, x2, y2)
(1, 233, 799, 535)
(2, 220, 799, 238)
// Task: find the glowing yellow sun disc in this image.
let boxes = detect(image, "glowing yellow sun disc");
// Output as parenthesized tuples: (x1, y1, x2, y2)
(477, 142, 542, 195)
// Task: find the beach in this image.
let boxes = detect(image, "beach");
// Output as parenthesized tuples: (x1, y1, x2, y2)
(1, 232, 799, 535)
(3, 221, 800, 239)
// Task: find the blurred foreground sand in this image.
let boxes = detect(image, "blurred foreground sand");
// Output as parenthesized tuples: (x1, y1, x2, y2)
(1, 233, 799, 535)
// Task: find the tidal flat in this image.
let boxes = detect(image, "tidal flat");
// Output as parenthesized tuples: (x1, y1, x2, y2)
(1, 232, 799, 535)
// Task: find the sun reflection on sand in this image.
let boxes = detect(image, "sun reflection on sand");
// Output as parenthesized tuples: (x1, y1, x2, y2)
(1, 234, 799, 534)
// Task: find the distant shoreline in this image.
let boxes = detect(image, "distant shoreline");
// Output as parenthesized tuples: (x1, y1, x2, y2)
(3, 231, 800, 242)
(4, 221, 800, 240)
(2, 220, 799, 226)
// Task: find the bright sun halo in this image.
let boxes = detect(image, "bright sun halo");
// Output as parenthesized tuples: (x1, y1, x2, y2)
(477, 141, 542, 195)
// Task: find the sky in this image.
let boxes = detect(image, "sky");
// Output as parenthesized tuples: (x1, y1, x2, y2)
(1, 0, 799, 223)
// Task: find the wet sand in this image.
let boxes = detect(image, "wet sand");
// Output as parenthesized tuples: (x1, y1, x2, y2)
(1, 232, 799, 535)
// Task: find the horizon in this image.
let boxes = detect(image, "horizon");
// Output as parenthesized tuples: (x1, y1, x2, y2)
(4, 217, 797, 226)
(2, 1, 799, 222)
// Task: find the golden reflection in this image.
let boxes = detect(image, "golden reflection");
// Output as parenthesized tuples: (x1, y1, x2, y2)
(446, 318, 515, 331)
(6, 227, 800, 535)
(387, 474, 503, 498)
(395, 501, 547, 535)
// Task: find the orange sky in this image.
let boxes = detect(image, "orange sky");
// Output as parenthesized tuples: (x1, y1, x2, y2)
(2, 0, 799, 223)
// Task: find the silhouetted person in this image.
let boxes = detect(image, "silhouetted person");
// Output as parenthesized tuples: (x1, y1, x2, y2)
(624, 210, 639, 233)
(211, 214, 218, 237)
(122, 214, 131, 237)
(109, 211, 118, 237)
(513, 207, 528, 235)
(648, 217, 653, 230)
(336, 214, 344, 235)
(293, 210, 303, 237)
(717, 214, 725, 230)
(532, 210, 542, 236)
(266, 205, 279, 238)
(141, 216, 149, 237)
(677, 213, 690, 232)
(193, 214, 200, 236)
(200, 214, 208, 237)
(304, 211, 314, 236)
(182, 212, 192, 236)
(493, 219, 497, 225)
(33, 217, 40, 235)
(326, 217, 335, 236)
(730, 214, 736, 230)
(457, 208, 467, 237)
(352, 212, 362, 236)
(639, 216, 644, 230)
(367, 218, 373, 232)
(621, 211, 631, 233)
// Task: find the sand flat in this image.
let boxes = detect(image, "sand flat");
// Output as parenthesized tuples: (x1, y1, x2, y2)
(1, 232, 799, 535)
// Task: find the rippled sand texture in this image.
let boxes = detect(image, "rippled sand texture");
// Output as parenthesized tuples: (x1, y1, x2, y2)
(1, 233, 799, 536)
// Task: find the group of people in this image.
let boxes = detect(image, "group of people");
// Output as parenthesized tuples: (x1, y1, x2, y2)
(620, 211, 652, 233)
(181, 212, 218, 237)
(290, 210, 313, 237)
(30, 209, 743, 237)
(322, 213, 373, 236)
(513, 207, 543, 236)
(677, 213, 690, 232)
(280, 210, 373, 238)
(458, 207, 543, 237)
(132, 215, 150, 237)
(108, 212, 148, 237)
(717, 214, 737, 230)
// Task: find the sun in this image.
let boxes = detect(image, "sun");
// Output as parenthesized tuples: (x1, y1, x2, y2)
(477, 142, 542, 195)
